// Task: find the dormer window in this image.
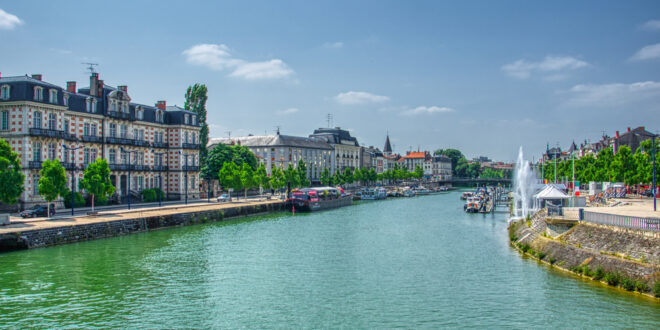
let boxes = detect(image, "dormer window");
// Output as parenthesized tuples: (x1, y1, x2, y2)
(0, 85, 10, 100)
(34, 87, 43, 101)
(63, 94, 69, 106)
(192, 115, 197, 125)
(49, 89, 57, 103)
(136, 107, 143, 120)
(184, 114, 189, 124)
(122, 103, 128, 113)
(156, 110, 163, 123)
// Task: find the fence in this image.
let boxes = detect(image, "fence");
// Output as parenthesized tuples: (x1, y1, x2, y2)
(582, 211, 660, 232)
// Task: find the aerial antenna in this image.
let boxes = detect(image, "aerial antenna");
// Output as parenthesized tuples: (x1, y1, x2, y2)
(82, 62, 98, 74)
(275, 126, 281, 135)
(226, 131, 231, 138)
(326, 114, 333, 128)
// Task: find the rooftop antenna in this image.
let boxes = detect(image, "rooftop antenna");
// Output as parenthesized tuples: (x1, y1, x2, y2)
(82, 62, 98, 74)
(226, 131, 231, 138)
(326, 114, 333, 128)
(275, 126, 281, 135)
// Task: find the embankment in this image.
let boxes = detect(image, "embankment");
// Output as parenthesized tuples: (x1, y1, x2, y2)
(0, 201, 285, 252)
(509, 211, 660, 298)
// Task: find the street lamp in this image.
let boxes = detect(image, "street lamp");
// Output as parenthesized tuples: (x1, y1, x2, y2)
(152, 149, 165, 207)
(178, 150, 188, 205)
(62, 144, 82, 216)
(653, 134, 657, 211)
(120, 147, 138, 209)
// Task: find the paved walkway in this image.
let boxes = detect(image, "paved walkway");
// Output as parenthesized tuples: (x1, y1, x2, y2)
(0, 199, 284, 235)
(582, 197, 660, 218)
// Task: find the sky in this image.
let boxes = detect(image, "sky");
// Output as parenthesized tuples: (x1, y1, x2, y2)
(1, 1, 660, 162)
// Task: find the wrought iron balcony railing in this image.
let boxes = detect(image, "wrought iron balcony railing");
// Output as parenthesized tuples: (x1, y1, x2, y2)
(29, 128, 65, 139)
(82, 135, 103, 143)
(107, 111, 133, 120)
(182, 143, 200, 149)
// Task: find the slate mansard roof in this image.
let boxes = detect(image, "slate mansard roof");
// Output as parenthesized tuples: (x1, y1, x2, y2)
(309, 127, 359, 146)
(208, 134, 334, 150)
(0, 74, 199, 127)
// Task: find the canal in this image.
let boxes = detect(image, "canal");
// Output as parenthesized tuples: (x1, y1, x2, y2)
(0, 192, 658, 328)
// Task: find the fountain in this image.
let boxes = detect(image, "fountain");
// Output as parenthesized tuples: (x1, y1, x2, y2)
(512, 146, 538, 219)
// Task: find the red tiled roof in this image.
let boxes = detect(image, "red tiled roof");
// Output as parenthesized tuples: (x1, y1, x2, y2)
(404, 152, 427, 159)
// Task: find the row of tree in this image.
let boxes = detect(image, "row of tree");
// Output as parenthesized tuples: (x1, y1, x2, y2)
(434, 148, 510, 179)
(540, 140, 660, 186)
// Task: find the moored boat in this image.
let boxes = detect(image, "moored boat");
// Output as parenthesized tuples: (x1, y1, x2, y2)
(286, 187, 353, 212)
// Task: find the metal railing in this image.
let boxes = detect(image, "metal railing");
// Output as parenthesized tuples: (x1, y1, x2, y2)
(152, 142, 169, 148)
(82, 135, 103, 143)
(582, 211, 660, 232)
(107, 111, 133, 120)
(63, 133, 78, 141)
(182, 143, 199, 149)
(29, 128, 65, 139)
(183, 165, 200, 171)
(153, 165, 168, 171)
(27, 161, 42, 169)
(105, 136, 135, 145)
(132, 140, 151, 147)
(61, 162, 78, 170)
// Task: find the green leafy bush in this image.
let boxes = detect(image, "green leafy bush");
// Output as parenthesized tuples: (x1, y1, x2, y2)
(140, 188, 164, 203)
(581, 266, 593, 277)
(548, 257, 556, 265)
(593, 267, 605, 281)
(63, 190, 85, 208)
(622, 278, 635, 291)
(634, 280, 648, 293)
(537, 251, 546, 260)
(604, 272, 621, 286)
(521, 243, 531, 253)
(654, 282, 660, 298)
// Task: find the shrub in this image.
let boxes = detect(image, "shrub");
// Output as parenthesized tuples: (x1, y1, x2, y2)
(537, 251, 546, 260)
(604, 272, 621, 286)
(141, 189, 157, 202)
(654, 281, 660, 298)
(548, 257, 556, 265)
(634, 280, 648, 293)
(521, 243, 531, 253)
(582, 266, 593, 277)
(622, 278, 635, 291)
(63, 190, 85, 208)
(593, 266, 605, 281)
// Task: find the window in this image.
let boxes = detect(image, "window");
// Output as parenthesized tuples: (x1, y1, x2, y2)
(33, 175, 39, 196)
(184, 132, 188, 143)
(91, 124, 97, 136)
(139, 129, 144, 141)
(84, 148, 90, 165)
(64, 120, 69, 134)
(109, 123, 117, 137)
(48, 143, 56, 160)
(33, 112, 42, 128)
(137, 153, 143, 165)
(48, 113, 56, 130)
(34, 87, 43, 101)
(122, 103, 128, 113)
(33, 142, 41, 162)
(86, 98, 92, 112)
(0, 85, 9, 100)
(192, 133, 196, 144)
(49, 89, 57, 103)
(184, 114, 189, 124)
(110, 101, 116, 112)
(109, 149, 116, 163)
(120, 125, 127, 138)
(91, 149, 97, 162)
(91, 99, 97, 113)
(136, 108, 143, 120)
(121, 150, 127, 164)
(192, 116, 197, 125)
(83, 123, 90, 136)
(191, 176, 195, 189)
(63, 94, 69, 106)
(132, 128, 138, 139)
(156, 111, 163, 122)
(1, 111, 8, 130)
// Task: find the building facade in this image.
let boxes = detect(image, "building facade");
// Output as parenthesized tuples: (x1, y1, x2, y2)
(207, 133, 334, 183)
(0, 72, 201, 208)
(309, 127, 360, 173)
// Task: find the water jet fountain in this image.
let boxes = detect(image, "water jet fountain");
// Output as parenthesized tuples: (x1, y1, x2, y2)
(511, 147, 538, 220)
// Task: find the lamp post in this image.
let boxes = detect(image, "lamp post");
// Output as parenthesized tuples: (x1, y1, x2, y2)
(152, 149, 165, 207)
(653, 134, 657, 211)
(62, 144, 82, 216)
(179, 151, 188, 205)
(120, 147, 138, 209)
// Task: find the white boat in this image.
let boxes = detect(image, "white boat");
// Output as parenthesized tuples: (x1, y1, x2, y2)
(361, 187, 387, 200)
(464, 196, 483, 213)
(403, 189, 416, 197)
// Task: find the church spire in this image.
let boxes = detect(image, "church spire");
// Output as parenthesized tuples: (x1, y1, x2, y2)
(384, 133, 392, 155)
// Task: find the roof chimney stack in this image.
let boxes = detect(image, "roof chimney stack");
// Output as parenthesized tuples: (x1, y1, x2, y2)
(97, 80, 104, 96)
(118, 85, 127, 92)
(66, 81, 76, 93)
(156, 100, 166, 110)
(616, 131, 620, 138)
(90, 73, 99, 97)
(627, 127, 631, 132)
(31, 74, 42, 81)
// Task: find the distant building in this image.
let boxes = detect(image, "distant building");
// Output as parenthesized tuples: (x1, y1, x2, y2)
(472, 156, 492, 163)
(361, 146, 385, 173)
(207, 133, 334, 183)
(383, 134, 393, 155)
(402, 151, 429, 172)
(613, 126, 655, 154)
(309, 127, 360, 173)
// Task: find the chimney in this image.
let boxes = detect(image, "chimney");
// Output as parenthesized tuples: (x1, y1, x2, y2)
(66, 81, 77, 93)
(118, 85, 127, 92)
(156, 100, 166, 110)
(641, 126, 645, 131)
(31, 74, 42, 81)
(616, 131, 619, 138)
(98, 80, 104, 96)
(90, 73, 99, 97)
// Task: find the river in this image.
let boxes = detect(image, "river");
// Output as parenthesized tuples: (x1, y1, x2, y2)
(0, 192, 658, 328)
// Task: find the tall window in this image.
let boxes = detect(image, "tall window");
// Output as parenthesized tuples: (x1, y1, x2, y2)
(184, 114, 189, 124)
(91, 124, 97, 136)
(33, 112, 42, 129)
(33, 175, 39, 196)
(192, 133, 196, 144)
(91, 149, 97, 162)
(48, 113, 56, 130)
(0, 85, 9, 100)
(192, 116, 197, 125)
(139, 129, 144, 141)
(32, 142, 41, 162)
(63, 94, 69, 106)
(120, 125, 127, 138)
(137, 153, 143, 165)
(91, 99, 97, 113)
(121, 150, 127, 164)
(109, 123, 117, 137)
(83, 123, 90, 136)
(48, 143, 56, 160)
(184, 132, 189, 143)
(109, 149, 116, 163)
(132, 128, 138, 140)
(49, 89, 57, 103)
(64, 120, 69, 134)
(122, 103, 128, 113)
(110, 101, 116, 112)
(84, 148, 90, 165)
(34, 87, 43, 101)
(0, 111, 8, 130)
(86, 98, 92, 112)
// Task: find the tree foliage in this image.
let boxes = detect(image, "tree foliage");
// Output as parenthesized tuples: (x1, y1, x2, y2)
(184, 84, 209, 162)
(0, 139, 24, 204)
(218, 162, 242, 199)
(79, 159, 115, 212)
(240, 163, 257, 199)
(297, 159, 311, 187)
(38, 159, 68, 217)
(202, 143, 258, 180)
(320, 168, 332, 186)
(255, 164, 270, 192)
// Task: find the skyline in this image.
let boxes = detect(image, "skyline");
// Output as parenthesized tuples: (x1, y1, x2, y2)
(1, 1, 660, 161)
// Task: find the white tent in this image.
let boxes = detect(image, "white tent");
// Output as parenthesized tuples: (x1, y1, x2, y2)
(534, 185, 569, 209)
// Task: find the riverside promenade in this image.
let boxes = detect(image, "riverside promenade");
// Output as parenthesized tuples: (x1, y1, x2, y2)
(0, 199, 285, 251)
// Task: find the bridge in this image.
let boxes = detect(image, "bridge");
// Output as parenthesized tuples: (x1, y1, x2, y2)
(437, 177, 512, 186)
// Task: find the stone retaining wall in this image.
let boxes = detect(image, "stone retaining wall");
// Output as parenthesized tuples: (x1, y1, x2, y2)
(0, 202, 285, 252)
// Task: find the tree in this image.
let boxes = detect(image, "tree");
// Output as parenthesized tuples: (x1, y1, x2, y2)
(240, 163, 257, 199)
(271, 166, 286, 195)
(79, 159, 115, 212)
(184, 84, 209, 163)
(0, 139, 24, 205)
(434, 149, 464, 174)
(611, 145, 635, 185)
(320, 168, 332, 186)
(414, 165, 424, 179)
(255, 164, 270, 195)
(38, 159, 67, 217)
(467, 162, 481, 179)
(343, 167, 354, 185)
(218, 162, 242, 201)
(284, 164, 299, 191)
(297, 159, 311, 187)
(455, 157, 469, 178)
(353, 168, 363, 186)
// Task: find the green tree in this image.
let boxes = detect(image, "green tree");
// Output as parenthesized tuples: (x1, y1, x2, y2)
(333, 171, 345, 186)
(284, 164, 299, 191)
(455, 157, 469, 178)
(611, 146, 635, 185)
(320, 168, 332, 186)
(595, 148, 614, 181)
(297, 159, 311, 187)
(0, 139, 25, 204)
(255, 164, 270, 195)
(218, 161, 242, 201)
(414, 165, 424, 179)
(434, 149, 464, 174)
(343, 167, 354, 185)
(79, 159, 115, 212)
(184, 84, 209, 162)
(467, 162, 481, 179)
(240, 163, 257, 199)
(353, 167, 363, 186)
(271, 166, 286, 195)
(38, 159, 67, 217)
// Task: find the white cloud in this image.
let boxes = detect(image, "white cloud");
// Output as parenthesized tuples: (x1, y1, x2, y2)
(640, 20, 660, 31)
(334, 91, 390, 105)
(0, 8, 22, 30)
(276, 107, 299, 115)
(562, 81, 660, 108)
(183, 43, 294, 80)
(402, 106, 455, 115)
(630, 43, 660, 61)
(323, 41, 344, 49)
(502, 56, 588, 79)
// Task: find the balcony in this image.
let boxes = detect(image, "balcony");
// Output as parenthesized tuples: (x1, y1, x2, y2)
(153, 165, 169, 171)
(105, 136, 134, 145)
(132, 140, 151, 147)
(133, 165, 151, 171)
(82, 135, 103, 143)
(107, 111, 133, 121)
(29, 128, 65, 139)
(61, 162, 78, 170)
(183, 165, 200, 172)
(182, 143, 200, 149)
(27, 161, 42, 169)
(63, 133, 78, 141)
(152, 141, 169, 149)
(109, 163, 131, 171)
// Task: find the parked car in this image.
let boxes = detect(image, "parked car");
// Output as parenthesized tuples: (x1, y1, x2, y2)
(217, 194, 230, 202)
(20, 204, 55, 218)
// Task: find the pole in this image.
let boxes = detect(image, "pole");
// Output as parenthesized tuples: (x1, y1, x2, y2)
(184, 154, 188, 205)
(127, 151, 131, 210)
(653, 135, 657, 211)
(71, 168, 75, 216)
(572, 153, 575, 195)
(158, 170, 162, 207)
(207, 172, 211, 203)
(554, 153, 557, 184)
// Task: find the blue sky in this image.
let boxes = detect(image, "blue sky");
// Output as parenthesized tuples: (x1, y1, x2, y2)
(1, 1, 660, 161)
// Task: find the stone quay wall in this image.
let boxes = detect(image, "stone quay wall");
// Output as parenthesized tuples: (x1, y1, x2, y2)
(0, 202, 285, 252)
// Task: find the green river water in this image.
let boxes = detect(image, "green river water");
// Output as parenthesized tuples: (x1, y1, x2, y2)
(0, 192, 659, 328)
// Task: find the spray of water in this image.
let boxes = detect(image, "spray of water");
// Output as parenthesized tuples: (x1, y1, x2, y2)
(512, 146, 538, 219)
